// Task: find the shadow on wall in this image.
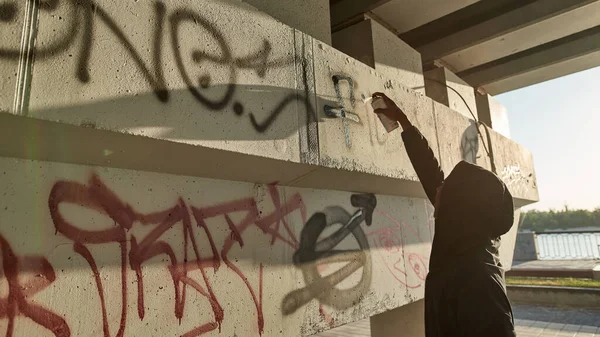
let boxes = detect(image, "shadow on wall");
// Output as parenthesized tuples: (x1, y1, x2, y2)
(0, 166, 434, 335)
(0, 1, 435, 335)
(27, 85, 331, 141)
(1, 0, 343, 141)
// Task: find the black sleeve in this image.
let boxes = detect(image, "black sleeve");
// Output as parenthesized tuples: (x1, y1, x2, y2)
(456, 273, 516, 337)
(401, 126, 445, 204)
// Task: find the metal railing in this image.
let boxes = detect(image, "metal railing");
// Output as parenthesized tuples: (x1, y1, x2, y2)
(536, 231, 600, 260)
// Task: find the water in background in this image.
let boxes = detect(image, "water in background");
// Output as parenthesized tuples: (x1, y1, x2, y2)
(537, 232, 600, 260)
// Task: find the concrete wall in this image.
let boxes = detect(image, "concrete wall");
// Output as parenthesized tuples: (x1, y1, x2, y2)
(332, 18, 425, 92)
(243, 0, 332, 45)
(424, 67, 478, 120)
(0, 157, 434, 336)
(475, 92, 511, 138)
(0, 0, 537, 336)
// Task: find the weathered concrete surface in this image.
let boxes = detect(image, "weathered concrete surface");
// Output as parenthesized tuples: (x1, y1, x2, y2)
(0, 1, 537, 335)
(312, 41, 438, 186)
(0, 0, 24, 113)
(20, 0, 303, 162)
(513, 232, 539, 261)
(0, 0, 536, 202)
(332, 18, 425, 92)
(433, 99, 491, 174)
(370, 19, 424, 93)
(0, 157, 433, 336)
(370, 0, 478, 34)
(424, 67, 479, 120)
(370, 299, 425, 337)
(244, 0, 332, 45)
(500, 209, 521, 270)
(475, 92, 511, 138)
(489, 131, 539, 205)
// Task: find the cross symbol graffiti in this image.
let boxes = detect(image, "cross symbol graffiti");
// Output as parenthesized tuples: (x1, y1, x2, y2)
(324, 75, 360, 148)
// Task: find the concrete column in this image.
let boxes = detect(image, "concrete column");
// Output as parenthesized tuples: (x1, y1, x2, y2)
(513, 232, 539, 261)
(475, 92, 511, 138)
(370, 300, 425, 337)
(424, 67, 478, 120)
(242, 0, 332, 44)
(332, 18, 425, 92)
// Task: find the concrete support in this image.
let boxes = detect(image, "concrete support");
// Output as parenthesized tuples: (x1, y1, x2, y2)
(401, 0, 598, 63)
(458, 25, 600, 88)
(243, 0, 332, 44)
(0, 1, 538, 336)
(475, 92, 511, 138)
(370, 300, 425, 337)
(332, 18, 425, 92)
(513, 232, 539, 261)
(330, 0, 392, 28)
(424, 67, 478, 120)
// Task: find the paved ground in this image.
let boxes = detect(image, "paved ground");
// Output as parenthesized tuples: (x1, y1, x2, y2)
(314, 304, 600, 337)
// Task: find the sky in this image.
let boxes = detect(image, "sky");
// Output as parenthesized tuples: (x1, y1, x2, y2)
(496, 66, 600, 211)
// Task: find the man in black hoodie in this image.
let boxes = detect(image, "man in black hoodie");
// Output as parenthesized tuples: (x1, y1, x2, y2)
(372, 93, 516, 337)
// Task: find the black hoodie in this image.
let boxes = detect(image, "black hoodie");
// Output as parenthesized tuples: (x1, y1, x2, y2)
(402, 126, 516, 337)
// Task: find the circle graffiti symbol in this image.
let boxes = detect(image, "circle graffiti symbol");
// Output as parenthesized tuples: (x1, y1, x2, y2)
(282, 206, 372, 315)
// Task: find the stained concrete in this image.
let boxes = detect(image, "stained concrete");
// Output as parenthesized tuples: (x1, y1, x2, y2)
(0, 157, 433, 336)
(0, 1, 538, 335)
(25, 0, 303, 162)
(0, 0, 24, 113)
(312, 41, 438, 186)
(424, 67, 479, 120)
(332, 18, 425, 92)
(475, 92, 511, 138)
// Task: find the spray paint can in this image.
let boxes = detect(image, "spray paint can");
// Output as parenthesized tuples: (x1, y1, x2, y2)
(369, 96, 400, 133)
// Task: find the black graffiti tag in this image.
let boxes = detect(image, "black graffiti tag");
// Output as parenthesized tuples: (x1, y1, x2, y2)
(281, 194, 376, 315)
(324, 75, 361, 148)
(0, 0, 311, 133)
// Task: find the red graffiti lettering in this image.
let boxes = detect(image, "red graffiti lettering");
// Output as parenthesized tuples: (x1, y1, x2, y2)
(0, 235, 70, 337)
(46, 174, 306, 336)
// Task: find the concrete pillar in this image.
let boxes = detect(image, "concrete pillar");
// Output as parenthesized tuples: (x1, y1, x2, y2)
(475, 92, 511, 138)
(370, 300, 425, 337)
(513, 232, 539, 261)
(242, 0, 332, 44)
(332, 18, 425, 92)
(424, 67, 478, 120)
(593, 265, 600, 281)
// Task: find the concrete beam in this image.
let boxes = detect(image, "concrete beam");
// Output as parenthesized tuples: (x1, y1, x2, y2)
(458, 25, 600, 88)
(482, 50, 600, 95)
(441, 0, 600, 72)
(401, 0, 598, 62)
(330, 0, 392, 28)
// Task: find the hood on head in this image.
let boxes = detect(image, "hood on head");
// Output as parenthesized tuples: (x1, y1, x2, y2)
(437, 161, 514, 242)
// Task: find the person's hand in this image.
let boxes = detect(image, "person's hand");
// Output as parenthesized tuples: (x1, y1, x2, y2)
(371, 92, 403, 122)
(372, 92, 411, 130)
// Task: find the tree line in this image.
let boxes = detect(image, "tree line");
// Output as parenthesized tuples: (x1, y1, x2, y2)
(520, 207, 600, 232)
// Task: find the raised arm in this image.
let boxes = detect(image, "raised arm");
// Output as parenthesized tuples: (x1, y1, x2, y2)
(372, 93, 444, 204)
